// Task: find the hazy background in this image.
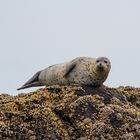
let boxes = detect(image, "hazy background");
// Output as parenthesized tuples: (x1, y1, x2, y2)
(0, 0, 140, 95)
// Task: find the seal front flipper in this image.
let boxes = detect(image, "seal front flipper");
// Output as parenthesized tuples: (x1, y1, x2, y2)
(64, 62, 77, 77)
(17, 71, 42, 90)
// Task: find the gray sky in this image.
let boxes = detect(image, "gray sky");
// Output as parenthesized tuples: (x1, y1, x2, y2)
(0, 0, 140, 95)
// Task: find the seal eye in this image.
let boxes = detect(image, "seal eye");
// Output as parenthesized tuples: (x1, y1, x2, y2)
(104, 60, 108, 64)
(96, 60, 100, 63)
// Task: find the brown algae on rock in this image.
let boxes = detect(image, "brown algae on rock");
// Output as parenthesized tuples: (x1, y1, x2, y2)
(0, 85, 140, 140)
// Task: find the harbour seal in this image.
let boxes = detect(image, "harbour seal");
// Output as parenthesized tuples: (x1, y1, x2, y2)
(17, 57, 111, 90)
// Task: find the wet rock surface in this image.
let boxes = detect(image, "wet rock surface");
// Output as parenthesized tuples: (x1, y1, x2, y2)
(0, 85, 140, 140)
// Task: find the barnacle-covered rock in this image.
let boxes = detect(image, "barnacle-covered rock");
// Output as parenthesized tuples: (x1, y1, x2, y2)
(0, 85, 140, 140)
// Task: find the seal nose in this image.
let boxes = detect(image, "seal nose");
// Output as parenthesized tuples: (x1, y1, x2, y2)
(99, 63, 102, 67)
(97, 62, 104, 70)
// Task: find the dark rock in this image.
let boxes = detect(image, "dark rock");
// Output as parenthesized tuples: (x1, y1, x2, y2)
(0, 85, 140, 140)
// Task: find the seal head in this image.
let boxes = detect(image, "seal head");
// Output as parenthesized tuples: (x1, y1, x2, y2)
(91, 57, 111, 86)
(95, 57, 111, 72)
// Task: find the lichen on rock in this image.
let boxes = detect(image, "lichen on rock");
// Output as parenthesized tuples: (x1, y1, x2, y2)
(0, 85, 140, 140)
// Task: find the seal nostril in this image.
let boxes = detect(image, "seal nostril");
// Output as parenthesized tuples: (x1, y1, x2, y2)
(99, 63, 102, 66)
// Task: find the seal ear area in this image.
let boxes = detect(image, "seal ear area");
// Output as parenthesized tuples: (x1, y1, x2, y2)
(17, 71, 42, 90)
(64, 62, 77, 77)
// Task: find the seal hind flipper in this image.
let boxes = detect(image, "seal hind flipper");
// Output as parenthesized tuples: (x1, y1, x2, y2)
(17, 71, 42, 90)
(64, 62, 76, 77)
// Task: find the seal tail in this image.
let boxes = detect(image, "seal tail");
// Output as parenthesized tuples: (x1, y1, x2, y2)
(17, 71, 42, 90)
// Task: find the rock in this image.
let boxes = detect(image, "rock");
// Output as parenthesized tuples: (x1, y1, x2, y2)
(0, 85, 140, 140)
